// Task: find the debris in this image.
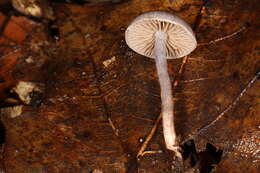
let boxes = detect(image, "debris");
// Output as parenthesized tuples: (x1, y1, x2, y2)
(103, 56, 116, 68)
(25, 56, 34, 63)
(0, 105, 23, 118)
(92, 169, 103, 173)
(12, 81, 44, 105)
(11, 0, 55, 20)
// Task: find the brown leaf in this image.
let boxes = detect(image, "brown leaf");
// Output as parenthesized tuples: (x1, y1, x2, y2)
(0, 0, 259, 172)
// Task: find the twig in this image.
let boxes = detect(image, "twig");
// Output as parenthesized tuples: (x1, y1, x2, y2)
(108, 117, 119, 136)
(138, 150, 163, 157)
(174, 56, 188, 87)
(196, 71, 259, 134)
(181, 76, 224, 83)
(137, 56, 188, 158)
(0, 47, 21, 58)
(137, 113, 162, 157)
(198, 26, 247, 46)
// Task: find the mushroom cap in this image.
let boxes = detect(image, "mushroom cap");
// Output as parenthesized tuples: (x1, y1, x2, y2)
(125, 11, 197, 59)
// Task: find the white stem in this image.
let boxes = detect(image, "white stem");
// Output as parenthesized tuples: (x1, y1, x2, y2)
(154, 31, 182, 160)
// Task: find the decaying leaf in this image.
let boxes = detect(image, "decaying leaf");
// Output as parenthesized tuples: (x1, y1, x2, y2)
(0, 0, 259, 172)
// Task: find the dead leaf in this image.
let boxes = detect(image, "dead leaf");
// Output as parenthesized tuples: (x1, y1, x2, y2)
(0, 0, 259, 172)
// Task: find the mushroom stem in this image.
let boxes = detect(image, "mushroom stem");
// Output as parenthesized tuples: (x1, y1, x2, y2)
(154, 31, 182, 160)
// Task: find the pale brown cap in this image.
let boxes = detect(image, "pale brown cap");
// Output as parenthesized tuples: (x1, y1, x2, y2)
(125, 11, 197, 59)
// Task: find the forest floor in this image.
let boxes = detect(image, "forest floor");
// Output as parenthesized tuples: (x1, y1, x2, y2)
(0, 0, 259, 172)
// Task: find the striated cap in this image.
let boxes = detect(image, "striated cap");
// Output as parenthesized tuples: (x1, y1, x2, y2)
(125, 11, 197, 59)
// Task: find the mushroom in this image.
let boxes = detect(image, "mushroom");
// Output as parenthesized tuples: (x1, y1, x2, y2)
(125, 11, 197, 160)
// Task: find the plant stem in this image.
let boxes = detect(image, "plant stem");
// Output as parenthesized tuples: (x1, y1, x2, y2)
(154, 31, 182, 160)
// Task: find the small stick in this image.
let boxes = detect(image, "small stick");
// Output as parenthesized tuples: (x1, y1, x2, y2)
(137, 113, 162, 157)
(0, 47, 21, 58)
(137, 56, 188, 158)
(196, 71, 259, 134)
(198, 26, 247, 46)
(174, 56, 188, 88)
(138, 150, 163, 157)
(108, 117, 119, 136)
